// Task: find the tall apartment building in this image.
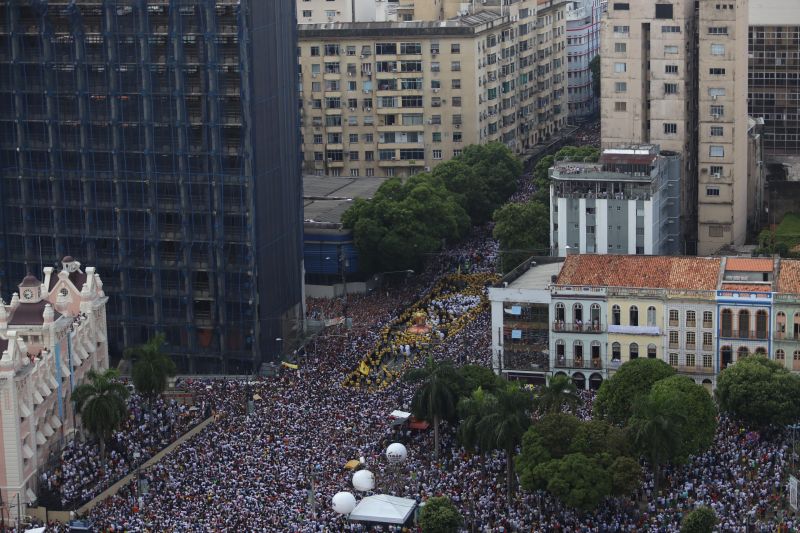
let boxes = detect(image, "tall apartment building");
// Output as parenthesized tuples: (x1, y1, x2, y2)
(549, 144, 682, 256)
(747, 1, 800, 156)
(297, 2, 568, 178)
(566, 0, 603, 121)
(0, 1, 304, 374)
(297, 0, 444, 24)
(600, 0, 750, 256)
(697, 0, 749, 254)
(0, 257, 109, 517)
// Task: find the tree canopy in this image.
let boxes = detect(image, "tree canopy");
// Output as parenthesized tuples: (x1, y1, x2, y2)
(457, 364, 502, 398)
(342, 173, 471, 272)
(72, 368, 130, 458)
(492, 201, 550, 272)
(681, 506, 717, 533)
(715, 356, 800, 429)
(594, 358, 676, 425)
(535, 374, 581, 414)
(128, 333, 177, 405)
(419, 496, 462, 533)
(405, 357, 463, 458)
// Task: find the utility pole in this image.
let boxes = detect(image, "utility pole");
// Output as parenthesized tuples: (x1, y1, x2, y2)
(340, 245, 349, 326)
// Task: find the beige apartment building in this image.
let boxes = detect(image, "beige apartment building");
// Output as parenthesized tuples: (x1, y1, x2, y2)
(696, 0, 749, 255)
(600, 0, 750, 255)
(297, 2, 568, 177)
(297, 0, 444, 24)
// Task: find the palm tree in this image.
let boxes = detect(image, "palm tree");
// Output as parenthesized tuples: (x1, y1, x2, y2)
(458, 382, 534, 497)
(404, 356, 462, 459)
(128, 334, 176, 407)
(536, 374, 581, 414)
(72, 368, 130, 458)
(628, 396, 688, 494)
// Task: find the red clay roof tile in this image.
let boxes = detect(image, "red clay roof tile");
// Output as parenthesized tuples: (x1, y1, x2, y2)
(725, 258, 774, 272)
(777, 260, 800, 294)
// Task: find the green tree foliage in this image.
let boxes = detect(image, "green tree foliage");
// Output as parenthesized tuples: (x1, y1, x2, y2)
(432, 160, 496, 225)
(458, 382, 534, 496)
(628, 395, 688, 492)
(570, 419, 630, 457)
(457, 143, 522, 208)
(72, 368, 130, 458)
(342, 173, 471, 272)
(419, 496, 463, 533)
(457, 364, 502, 398)
(535, 453, 612, 511)
(405, 357, 463, 459)
(492, 201, 550, 272)
(536, 374, 581, 414)
(716, 356, 800, 429)
(589, 55, 601, 100)
(594, 358, 676, 425)
(128, 333, 177, 406)
(533, 155, 555, 184)
(681, 506, 717, 533)
(608, 456, 642, 497)
(648, 376, 717, 460)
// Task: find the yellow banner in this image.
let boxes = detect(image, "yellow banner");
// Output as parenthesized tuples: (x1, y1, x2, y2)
(282, 361, 299, 370)
(359, 361, 370, 375)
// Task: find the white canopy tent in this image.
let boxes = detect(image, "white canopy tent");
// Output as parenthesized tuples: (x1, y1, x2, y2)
(348, 494, 417, 525)
(388, 410, 411, 425)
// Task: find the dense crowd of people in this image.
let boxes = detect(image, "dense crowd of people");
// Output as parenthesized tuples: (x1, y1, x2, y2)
(24, 127, 797, 531)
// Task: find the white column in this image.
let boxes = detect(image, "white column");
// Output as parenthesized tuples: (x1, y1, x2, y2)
(490, 300, 504, 374)
(628, 199, 637, 254)
(558, 197, 568, 257)
(644, 200, 654, 254)
(596, 198, 608, 254)
(578, 198, 587, 253)
(549, 186, 555, 252)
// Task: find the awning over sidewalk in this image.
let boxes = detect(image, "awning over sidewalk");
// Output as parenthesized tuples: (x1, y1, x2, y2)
(348, 494, 417, 525)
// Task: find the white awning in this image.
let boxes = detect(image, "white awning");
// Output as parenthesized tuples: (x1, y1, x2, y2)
(60, 361, 70, 376)
(47, 375, 59, 390)
(50, 416, 62, 429)
(79, 346, 90, 360)
(22, 445, 33, 459)
(19, 403, 31, 418)
(389, 410, 411, 423)
(35, 431, 46, 446)
(41, 423, 54, 437)
(24, 527, 45, 533)
(25, 488, 37, 505)
(38, 383, 51, 397)
(32, 391, 44, 405)
(348, 495, 417, 525)
(85, 338, 96, 353)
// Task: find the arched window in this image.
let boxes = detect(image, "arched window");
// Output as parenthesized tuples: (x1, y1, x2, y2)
(755, 346, 767, 356)
(611, 342, 621, 361)
(591, 341, 601, 365)
(572, 304, 583, 324)
(738, 310, 750, 339)
(794, 351, 800, 370)
(737, 346, 750, 360)
(574, 341, 584, 366)
(647, 344, 657, 358)
(647, 306, 657, 327)
(590, 304, 601, 330)
(721, 345, 732, 369)
(629, 343, 639, 359)
(555, 340, 565, 364)
(794, 313, 800, 339)
(629, 305, 639, 326)
(555, 302, 565, 323)
(612, 305, 621, 326)
(721, 309, 733, 337)
(777, 312, 787, 335)
(776, 349, 785, 360)
(756, 310, 768, 340)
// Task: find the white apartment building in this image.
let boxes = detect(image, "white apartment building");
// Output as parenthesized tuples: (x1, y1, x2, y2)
(566, 0, 603, 120)
(297, 0, 445, 24)
(298, 3, 568, 177)
(0, 257, 109, 518)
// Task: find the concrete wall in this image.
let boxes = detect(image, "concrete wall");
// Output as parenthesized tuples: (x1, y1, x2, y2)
(305, 279, 380, 298)
(767, 181, 800, 224)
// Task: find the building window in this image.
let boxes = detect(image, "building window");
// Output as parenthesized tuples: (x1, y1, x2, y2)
(614, 2, 630, 9)
(709, 145, 724, 157)
(686, 331, 696, 349)
(709, 68, 726, 75)
(430, 62, 440, 72)
(614, 62, 627, 73)
(615, 42, 627, 53)
(685, 311, 696, 327)
(655, 4, 674, 18)
(661, 25, 681, 33)
(364, 151, 374, 161)
(453, 149, 462, 157)
(629, 343, 639, 359)
(710, 126, 724, 136)
(432, 149, 442, 160)
(612, 305, 621, 325)
(614, 102, 627, 112)
(348, 151, 359, 161)
(710, 165, 723, 176)
(350, 169, 359, 176)
(452, 79, 461, 89)
(432, 132, 442, 143)
(664, 83, 678, 95)
(669, 309, 679, 326)
(703, 332, 713, 349)
(664, 123, 677, 134)
(708, 26, 728, 35)
(629, 305, 639, 326)
(703, 311, 713, 328)
(365, 168, 374, 176)
(711, 44, 725, 55)
(647, 344, 657, 358)
(686, 353, 696, 367)
(776, 349, 785, 360)
(612, 342, 621, 361)
(738, 309, 750, 338)
(709, 225, 724, 237)
(615, 82, 627, 93)
(451, 61, 461, 72)
(710, 105, 724, 117)
(721, 308, 733, 336)
(451, 43, 460, 53)
(702, 354, 712, 368)
(452, 97, 462, 107)
(706, 187, 720, 196)
(453, 132, 462, 143)
(613, 25, 630, 34)
(664, 45, 679, 54)
(303, 10, 313, 18)
(669, 330, 679, 347)
(665, 65, 678, 74)
(669, 353, 679, 366)
(647, 306, 656, 327)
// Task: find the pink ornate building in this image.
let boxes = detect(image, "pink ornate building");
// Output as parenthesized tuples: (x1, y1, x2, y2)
(0, 257, 108, 517)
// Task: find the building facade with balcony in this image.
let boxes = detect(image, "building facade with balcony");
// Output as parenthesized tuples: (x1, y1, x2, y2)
(775, 260, 800, 372)
(0, 257, 108, 519)
(297, 3, 569, 178)
(566, 0, 603, 121)
(549, 145, 682, 256)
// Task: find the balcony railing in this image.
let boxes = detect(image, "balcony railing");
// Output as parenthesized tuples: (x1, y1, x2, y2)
(552, 322, 603, 333)
(554, 357, 603, 370)
(774, 331, 800, 341)
(720, 329, 769, 340)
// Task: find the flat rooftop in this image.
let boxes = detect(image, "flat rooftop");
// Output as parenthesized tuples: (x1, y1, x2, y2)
(304, 175, 389, 225)
(508, 262, 564, 290)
